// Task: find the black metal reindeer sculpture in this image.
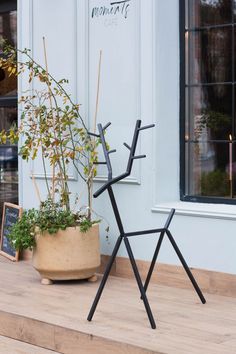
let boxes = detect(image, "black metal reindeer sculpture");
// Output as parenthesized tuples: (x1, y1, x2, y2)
(87, 120, 206, 329)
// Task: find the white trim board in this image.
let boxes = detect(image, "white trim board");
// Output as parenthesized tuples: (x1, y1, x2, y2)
(152, 201, 236, 220)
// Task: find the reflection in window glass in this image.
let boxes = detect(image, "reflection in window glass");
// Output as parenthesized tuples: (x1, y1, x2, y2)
(186, 85, 232, 141)
(0, 68, 17, 96)
(0, 2, 17, 221)
(182, 1, 236, 202)
(0, 107, 17, 130)
(187, 28, 232, 84)
(0, 107, 18, 218)
(185, 142, 231, 197)
(0, 7, 17, 97)
(0, 10, 17, 50)
(188, 0, 232, 28)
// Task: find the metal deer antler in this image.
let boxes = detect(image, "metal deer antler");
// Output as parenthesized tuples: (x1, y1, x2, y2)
(91, 120, 154, 198)
(87, 120, 206, 329)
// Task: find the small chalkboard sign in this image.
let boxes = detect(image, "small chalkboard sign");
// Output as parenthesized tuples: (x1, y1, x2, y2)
(0, 203, 22, 261)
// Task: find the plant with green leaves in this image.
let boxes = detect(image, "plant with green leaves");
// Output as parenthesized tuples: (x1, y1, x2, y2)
(0, 41, 100, 219)
(7, 199, 99, 250)
(0, 41, 104, 249)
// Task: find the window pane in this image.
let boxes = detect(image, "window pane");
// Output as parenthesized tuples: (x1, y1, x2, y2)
(183, 1, 236, 203)
(0, 6, 17, 97)
(0, 107, 18, 220)
(0, 2, 17, 221)
(186, 85, 232, 141)
(234, 0, 236, 23)
(188, 0, 232, 28)
(185, 142, 232, 197)
(0, 68, 17, 97)
(0, 106, 17, 130)
(0, 10, 17, 50)
(187, 27, 232, 84)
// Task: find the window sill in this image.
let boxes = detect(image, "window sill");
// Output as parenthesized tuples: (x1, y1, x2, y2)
(152, 201, 236, 220)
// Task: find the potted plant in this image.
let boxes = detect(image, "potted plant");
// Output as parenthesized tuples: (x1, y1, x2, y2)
(0, 41, 101, 284)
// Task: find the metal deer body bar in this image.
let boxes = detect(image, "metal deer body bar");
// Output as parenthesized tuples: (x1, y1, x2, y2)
(87, 120, 206, 329)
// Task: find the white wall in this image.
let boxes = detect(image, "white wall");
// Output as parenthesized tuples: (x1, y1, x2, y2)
(19, 0, 236, 275)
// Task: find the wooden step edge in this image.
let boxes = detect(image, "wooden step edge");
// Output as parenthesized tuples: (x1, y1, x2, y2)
(0, 310, 161, 354)
(0, 335, 61, 354)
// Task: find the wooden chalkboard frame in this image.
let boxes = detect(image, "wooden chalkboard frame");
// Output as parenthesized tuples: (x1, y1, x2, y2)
(0, 202, 22, 261)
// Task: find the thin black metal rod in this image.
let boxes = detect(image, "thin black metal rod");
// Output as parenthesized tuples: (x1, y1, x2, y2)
(138, 124, 155, 131)
(141, 209, 175, 297)
(126, 120, 142, 173)
(108, 186, 125, 235)
(87, 185, 125, 322)
(125, 228, 165, 237)
(132, 154, 146, 160)
(186, 82, 233, 87)
(102, 122, 111, 130)
(187, 22, 233, 31)
(126, 209, 174, 237)
(87, 236, 123, 322)
(123, 237, 156, 329)
(94, 161, 107, 165)
(142, 231, 165, 298)
(166, 230, 206, 304)
(185, 139, 235, 143)
(93, 172, 128, 198)
(98, 123, 113, 180)
(164, 209, 175, 229)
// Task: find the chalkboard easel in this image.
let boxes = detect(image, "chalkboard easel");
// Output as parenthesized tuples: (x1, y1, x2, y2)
(0, 202, 22, 261)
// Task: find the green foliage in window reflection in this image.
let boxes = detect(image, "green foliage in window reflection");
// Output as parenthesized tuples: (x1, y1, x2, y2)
(200, 170, 229, 197)
(196, 110, 231, 140)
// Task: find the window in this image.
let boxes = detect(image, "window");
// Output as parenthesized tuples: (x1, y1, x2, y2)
(0, 0, 18, 219)
(180, 0, 236, 204)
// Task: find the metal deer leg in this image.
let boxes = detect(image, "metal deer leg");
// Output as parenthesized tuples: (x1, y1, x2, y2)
(143, 209, 176, 296)
(87, 236, 123, 321)
(166, 229, 206, 304)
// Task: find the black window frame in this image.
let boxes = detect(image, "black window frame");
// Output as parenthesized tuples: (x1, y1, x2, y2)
(0, 0, 18, 214)
(0, 0, 17, 106)
(179, 0, 236, 205)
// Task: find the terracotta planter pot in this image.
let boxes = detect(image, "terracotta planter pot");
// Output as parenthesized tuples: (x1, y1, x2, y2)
(32, 224, 100, 284)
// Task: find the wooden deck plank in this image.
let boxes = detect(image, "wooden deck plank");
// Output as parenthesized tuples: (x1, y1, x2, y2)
(0, 256, 236, 354)
(0, 335, 60, 354)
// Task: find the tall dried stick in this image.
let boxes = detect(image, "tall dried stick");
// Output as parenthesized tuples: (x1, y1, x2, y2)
(31, 173, 42, 203)
(43, 37, 56, 201)
(93, 50, 102, 134)
(89, 50, 102, 217)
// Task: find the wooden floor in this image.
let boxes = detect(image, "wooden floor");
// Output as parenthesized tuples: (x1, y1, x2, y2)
(0, 256, 236, 354)
(0, 336, 60, 354)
